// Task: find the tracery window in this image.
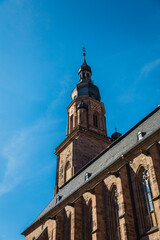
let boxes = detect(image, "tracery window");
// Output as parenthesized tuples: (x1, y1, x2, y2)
(141, 170, 153, 214)
(138, 168, 156, 231)
(137, 167, 158, 234)
(111, 186, 121, 240)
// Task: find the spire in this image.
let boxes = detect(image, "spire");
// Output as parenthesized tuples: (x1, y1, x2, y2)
(71, 48, 101, 101)
(78, 46, 92, 77)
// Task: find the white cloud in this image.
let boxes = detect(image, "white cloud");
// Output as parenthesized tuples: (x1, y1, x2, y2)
(0, 73, 71, 196)
(140, 58, 160, 78)
(0, 131, 26, 195)
(0, 116, 59, 196)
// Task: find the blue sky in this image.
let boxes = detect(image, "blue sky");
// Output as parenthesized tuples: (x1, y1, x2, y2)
(0, 0, 160, 239)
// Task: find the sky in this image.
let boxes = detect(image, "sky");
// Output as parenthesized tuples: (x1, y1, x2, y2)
(0, 0, 160, 239)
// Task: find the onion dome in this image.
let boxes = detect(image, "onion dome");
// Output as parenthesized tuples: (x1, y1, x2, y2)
(111, 128, 122, 140)
(71, 47, 101, 101)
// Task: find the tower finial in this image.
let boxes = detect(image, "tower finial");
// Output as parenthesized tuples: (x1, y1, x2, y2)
(82, 45, 86, 58)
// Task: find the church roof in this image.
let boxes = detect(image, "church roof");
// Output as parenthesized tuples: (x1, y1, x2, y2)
(22, 105, 160, 235)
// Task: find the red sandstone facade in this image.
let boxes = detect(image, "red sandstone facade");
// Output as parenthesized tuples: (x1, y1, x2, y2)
(22, 55, 160, 240)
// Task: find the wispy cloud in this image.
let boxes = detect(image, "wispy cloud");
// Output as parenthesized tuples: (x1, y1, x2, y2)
(140, 58, 160, 78)
(0, 116, 63, 196)
(0, 75, 70, 196)
(0, 132, 26, 196)
(117, 58, 160, 104)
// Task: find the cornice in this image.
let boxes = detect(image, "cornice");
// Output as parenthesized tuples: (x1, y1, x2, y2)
(54, 125, 109, 155)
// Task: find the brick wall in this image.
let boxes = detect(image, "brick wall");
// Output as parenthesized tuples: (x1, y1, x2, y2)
(25, 142, 160, 240)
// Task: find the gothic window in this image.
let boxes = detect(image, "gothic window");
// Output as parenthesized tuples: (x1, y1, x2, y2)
(93, 114, 98, 128)
(138, 168, 155, 231)
(65, 162, 72, 182)
(141, 170, 153, 213)
(111, 186, 121, 240)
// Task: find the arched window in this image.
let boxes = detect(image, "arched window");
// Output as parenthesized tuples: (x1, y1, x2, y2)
(138, 168, 155, 231)
(111, 186, 120, 239)
(141, 170, 153, 213)
(93, 114, 98, 128)
(65, 162, 72, 182)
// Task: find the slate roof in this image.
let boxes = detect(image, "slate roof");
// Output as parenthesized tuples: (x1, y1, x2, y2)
(22, 106, 160, 234)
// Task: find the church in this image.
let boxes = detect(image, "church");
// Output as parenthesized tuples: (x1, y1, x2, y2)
(22, 52, 160, 240)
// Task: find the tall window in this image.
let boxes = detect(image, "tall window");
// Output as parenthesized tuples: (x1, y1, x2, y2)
(65, 162, 72, 182)
(141, 170, 153, 213)
(139, 169, 155, 231)
(70, 115, 73, 132)
(93, 114, 98, 128)
(111, 186, 120, 240)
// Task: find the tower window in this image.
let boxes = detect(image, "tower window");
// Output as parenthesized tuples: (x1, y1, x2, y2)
(87, 73, 90, 78)
(65, 162, 72, 182)
(93, 114, 98, 127)
(70, 115, 73, 132)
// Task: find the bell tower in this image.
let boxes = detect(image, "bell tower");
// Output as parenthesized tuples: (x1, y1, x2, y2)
(54, 49, 110, 194)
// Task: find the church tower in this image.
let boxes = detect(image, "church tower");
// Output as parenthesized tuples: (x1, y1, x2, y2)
(54, 49, 110, 194)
